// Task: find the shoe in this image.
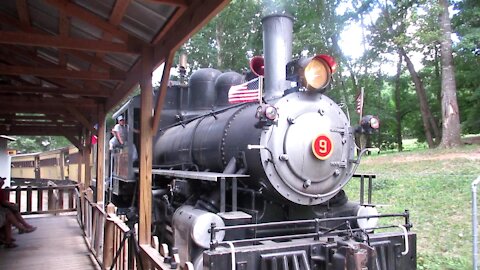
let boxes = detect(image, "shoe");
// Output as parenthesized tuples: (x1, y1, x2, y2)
(23, 226, 37, 233)
(19, 226, 37, 234)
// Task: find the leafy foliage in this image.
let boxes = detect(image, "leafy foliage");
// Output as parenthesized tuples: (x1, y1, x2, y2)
(452, 0, 480, 133)
(8, 136, 70, 154)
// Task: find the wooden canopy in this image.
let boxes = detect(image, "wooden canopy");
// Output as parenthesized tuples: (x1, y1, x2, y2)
(0, 0, 229, 147)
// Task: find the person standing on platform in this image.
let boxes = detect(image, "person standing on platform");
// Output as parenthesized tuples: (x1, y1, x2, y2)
(110, 115, 128, 149)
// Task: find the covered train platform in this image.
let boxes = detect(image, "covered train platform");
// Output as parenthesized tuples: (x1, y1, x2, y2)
(0, 215, 100, 270)
(0, 0, 229, 269)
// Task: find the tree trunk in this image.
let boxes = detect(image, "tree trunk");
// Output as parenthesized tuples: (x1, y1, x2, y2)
(400, 48, 437, 148)
(434, 44, 442, 104)
(380, 3, 440, 148)
(394, 53, 403, 151)
(215, 22, 223, 69)
(438, 0, 462, 148)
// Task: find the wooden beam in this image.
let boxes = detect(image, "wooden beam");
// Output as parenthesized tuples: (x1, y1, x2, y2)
(0, 125, 80, 136)
(0, 105, 75, 114)
(0, 13, 124, 73)
(58, 11, 70, 67)
(0, 119, 77, 126)
(44, 0, 141, 45)
(138, 46, 154, 246)
(0, 65, 126, 81)
(16, 0, 31, 26)
(64, 133, 84, 151)
(96, 103, 106, 204)
(152, 50, 174, 133)
(0, 114, 47, 120)
(109, 0, 131, 25)
(66, 106, 96, 133)
(0, 95, 97, 108)
(83, 132, 92, 188)
(106, 61, 142, 111)
(144, 0, 187, 7)
(106, 0, 229, 111)
(152, 6, 187, 44)
(64, 49, 124, 73)
(0, 85, 110, 97)
(153, 0, 230, 65)
(0, 46, 111, 94)
(0, 31, 139, 54)
(0, 47, 112, 98)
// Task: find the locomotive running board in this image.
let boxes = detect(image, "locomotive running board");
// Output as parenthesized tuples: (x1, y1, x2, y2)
(134, 168, 249, 182)
(133, 168, 249, 212)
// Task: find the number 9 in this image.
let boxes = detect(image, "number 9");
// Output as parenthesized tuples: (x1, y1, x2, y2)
(318, 139, 328, 154)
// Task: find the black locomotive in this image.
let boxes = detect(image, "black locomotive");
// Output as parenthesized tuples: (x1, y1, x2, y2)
(110, 14, 416, 270)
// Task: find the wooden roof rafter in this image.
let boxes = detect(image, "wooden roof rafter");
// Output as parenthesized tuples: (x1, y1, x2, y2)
(0, 13, 126, 74)
(0, 0, 230, 140)
(0, 32, 140, 54)
(16, 0, 31, 27)
(0, 85, 109, 98)
(44, 0, 142, 45)
(0, 43, 112, 96)
(106, 0, 230, 111)
(58, 11, 70, 68)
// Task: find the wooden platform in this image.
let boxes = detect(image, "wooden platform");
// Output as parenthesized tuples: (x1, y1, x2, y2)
(0, 214, 100, 270)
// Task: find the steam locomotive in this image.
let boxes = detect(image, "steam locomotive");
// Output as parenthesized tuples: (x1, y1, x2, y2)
(110, 14, 416, 270)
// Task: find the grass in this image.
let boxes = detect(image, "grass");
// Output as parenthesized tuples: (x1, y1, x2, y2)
(344, 143, 480, 269)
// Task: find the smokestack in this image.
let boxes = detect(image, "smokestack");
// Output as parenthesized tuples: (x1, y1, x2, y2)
(262, 14, 293, 100)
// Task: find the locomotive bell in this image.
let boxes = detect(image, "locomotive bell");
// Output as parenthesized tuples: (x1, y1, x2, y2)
(250, 56, 265, 76)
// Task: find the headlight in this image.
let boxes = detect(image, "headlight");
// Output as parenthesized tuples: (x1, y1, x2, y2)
(304, 57, 331, 90)
(286, 54, 336, 92)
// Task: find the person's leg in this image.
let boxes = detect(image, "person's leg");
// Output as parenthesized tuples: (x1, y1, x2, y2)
(2, 221, 17, 248)
(12, 210, 34, 229)
(4, 204, 34, 229)
(5, 211, 28, 231)
(4, 224, 13, 242)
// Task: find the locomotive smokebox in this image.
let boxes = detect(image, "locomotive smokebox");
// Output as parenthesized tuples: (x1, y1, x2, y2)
(262, 13, 293, 100)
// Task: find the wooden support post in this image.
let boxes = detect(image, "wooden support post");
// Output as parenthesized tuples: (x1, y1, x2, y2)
(138, 46, 154, 247)
(78, 128, 85, 184)
(26, 186, 32, 213)
(81, 144, 92, 191)
(37, 188, 43, 212)
(96, 104, 106, 205)
(47, 187, 54, 211)
(102, 203, 116, 269)
(152, 50, 175, 133)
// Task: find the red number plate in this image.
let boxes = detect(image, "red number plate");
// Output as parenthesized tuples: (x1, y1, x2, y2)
(312, 134, 333, 160)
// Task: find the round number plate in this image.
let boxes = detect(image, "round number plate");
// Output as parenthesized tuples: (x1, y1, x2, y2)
(312, 134, 333, 160)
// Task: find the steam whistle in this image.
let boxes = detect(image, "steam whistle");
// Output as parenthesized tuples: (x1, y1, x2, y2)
(178, 53, 187, 85)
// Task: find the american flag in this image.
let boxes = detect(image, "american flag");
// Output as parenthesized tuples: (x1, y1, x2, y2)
(355, 88, 364, 116)
(228, 77, 262, 104)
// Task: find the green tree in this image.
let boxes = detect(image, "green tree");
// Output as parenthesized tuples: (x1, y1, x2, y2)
(8, 136, 70, 153)
(452, 0, 480, 134)
(182, 0, 262, 72)
(438, 0, 462, 147)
